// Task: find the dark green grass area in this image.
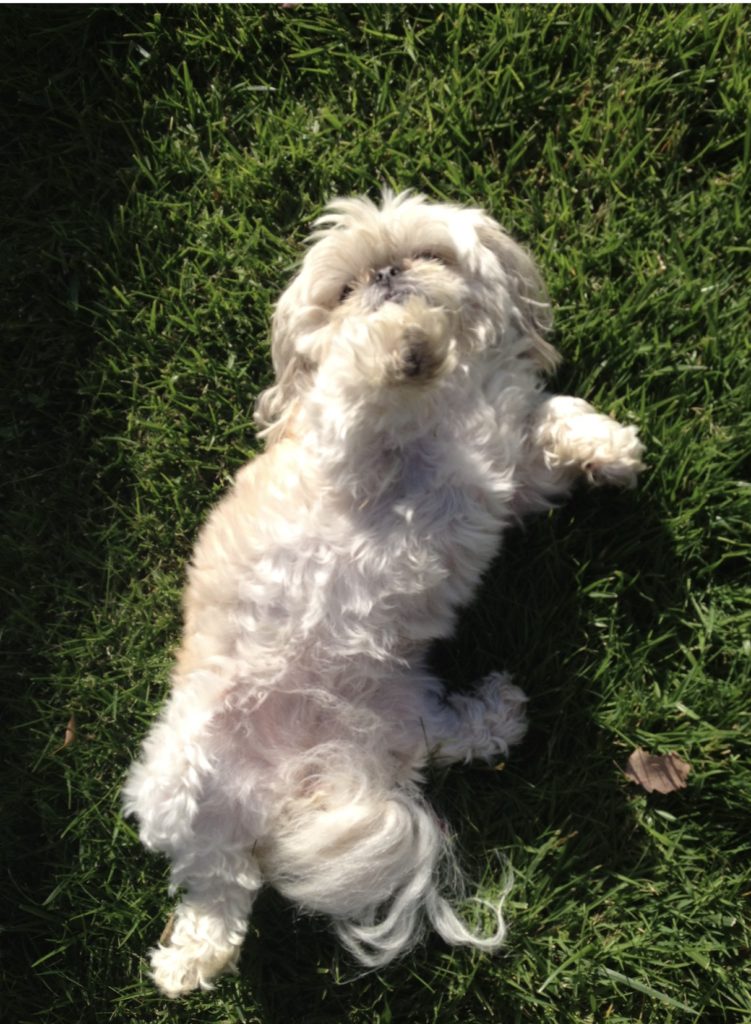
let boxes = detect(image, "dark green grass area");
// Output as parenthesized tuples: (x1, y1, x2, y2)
(2, 5, 750, 1022)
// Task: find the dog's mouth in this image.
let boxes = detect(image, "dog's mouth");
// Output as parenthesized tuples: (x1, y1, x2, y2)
(374, 285, 417, 308)
(367, 272, 428, 310)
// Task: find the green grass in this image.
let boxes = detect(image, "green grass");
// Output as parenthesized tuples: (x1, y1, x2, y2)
(2, 5, 750, 1022)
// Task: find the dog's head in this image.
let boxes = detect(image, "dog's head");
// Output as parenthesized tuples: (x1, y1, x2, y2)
(255, 191, 557, 441)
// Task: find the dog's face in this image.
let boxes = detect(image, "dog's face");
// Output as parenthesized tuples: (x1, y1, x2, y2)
(296, 197, 474, 324)
(255, 192, 557, 439)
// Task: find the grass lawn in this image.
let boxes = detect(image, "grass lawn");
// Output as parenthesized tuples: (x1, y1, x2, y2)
(2, 5, 750, 1022)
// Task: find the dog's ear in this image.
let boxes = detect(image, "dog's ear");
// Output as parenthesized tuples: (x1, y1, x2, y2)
(475, 217, 561, 374)
(254, 295, 318, 443)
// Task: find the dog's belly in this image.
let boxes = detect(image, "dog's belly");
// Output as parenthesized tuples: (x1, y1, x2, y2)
(222, 482, 507, 666)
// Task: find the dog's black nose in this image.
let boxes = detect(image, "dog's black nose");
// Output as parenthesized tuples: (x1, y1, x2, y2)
(374, 265, 401, 285)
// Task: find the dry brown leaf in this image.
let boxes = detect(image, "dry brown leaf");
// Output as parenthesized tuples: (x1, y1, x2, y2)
(624, 747, 691, 794)
(63, 714, 76, 748)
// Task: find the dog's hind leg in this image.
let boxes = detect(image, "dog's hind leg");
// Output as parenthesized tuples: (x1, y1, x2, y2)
(417, 672, 529, 767)
(149, 850, 262, 998)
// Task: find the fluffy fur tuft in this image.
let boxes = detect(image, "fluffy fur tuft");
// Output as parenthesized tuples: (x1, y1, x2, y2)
(123, 191, 644, 996)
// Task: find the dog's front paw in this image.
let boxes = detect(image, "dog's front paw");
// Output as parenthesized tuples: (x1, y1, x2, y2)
(582, 423, 645, 488)
(534, 397, 645, 491)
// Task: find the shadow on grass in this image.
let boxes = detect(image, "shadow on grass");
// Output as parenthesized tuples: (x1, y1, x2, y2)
(1, 7, 163, 1019)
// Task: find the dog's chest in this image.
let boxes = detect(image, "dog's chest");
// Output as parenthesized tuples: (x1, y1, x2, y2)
(351, 434, 513, 598)
(384, 429, 510, 521)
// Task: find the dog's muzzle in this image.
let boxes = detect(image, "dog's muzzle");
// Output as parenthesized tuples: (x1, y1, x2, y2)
(369, 265, 414, 308)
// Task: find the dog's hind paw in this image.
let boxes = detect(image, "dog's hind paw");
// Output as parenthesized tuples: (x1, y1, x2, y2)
(149, 937, 239, 998)
(474, 672, 529, 756)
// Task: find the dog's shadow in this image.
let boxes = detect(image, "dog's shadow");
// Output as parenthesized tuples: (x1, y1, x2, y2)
(240, 485, 688, 1022)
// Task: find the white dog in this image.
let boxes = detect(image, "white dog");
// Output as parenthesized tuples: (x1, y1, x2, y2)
(123, 191, 644, 997)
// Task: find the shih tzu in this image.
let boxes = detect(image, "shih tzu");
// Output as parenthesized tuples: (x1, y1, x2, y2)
(123, 191, 644, 996)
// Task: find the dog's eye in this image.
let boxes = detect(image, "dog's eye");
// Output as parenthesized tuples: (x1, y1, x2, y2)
(339, 282, 354, 303)
(414, 251, 446, 264)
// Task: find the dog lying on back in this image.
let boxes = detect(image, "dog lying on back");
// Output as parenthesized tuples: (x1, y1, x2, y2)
(124, 191, 644, 996)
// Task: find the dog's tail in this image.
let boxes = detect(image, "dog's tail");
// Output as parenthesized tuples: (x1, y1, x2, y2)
(262, 759, 508, 968)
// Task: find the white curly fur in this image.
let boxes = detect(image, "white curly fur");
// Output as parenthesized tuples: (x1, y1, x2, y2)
(123, 191, 645, 996)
